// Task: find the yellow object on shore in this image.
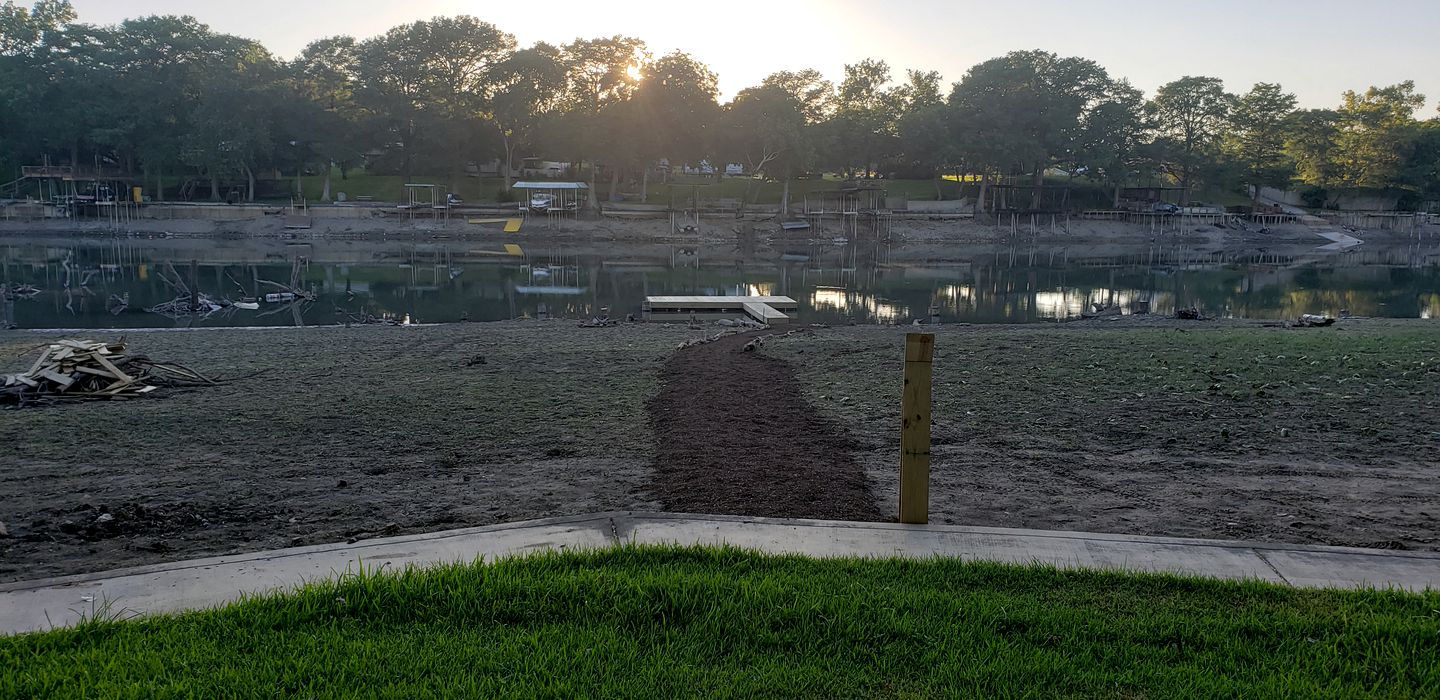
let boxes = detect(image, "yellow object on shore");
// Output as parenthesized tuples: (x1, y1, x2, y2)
(467, 218, 509, 224)
(504, 218, 522, 233)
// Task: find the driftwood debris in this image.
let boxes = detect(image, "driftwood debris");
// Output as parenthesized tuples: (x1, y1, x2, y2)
(2, 340, 218, 407)
(1082, 303, 1122, 319)
(1175, 307, 1204, 320)
(1295, 314, 1336, 327)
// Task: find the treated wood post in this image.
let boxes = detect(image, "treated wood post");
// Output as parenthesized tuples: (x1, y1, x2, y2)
(188, 259, 199, 310)
(900, 333, 934, 524)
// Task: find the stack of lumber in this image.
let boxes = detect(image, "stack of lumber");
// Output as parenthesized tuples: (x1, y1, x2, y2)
(2, 339, 214, 406)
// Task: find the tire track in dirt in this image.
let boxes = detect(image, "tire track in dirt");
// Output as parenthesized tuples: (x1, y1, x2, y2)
(647, 332, 883, 521)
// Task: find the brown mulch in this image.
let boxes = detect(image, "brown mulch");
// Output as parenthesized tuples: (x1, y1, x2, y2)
(647, 331, 883, 521)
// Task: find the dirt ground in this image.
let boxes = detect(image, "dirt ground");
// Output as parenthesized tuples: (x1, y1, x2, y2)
(649, 332, 880, 521)
(2, 317, 1437, 583)
(764, 318, 1440, 551)
(0, 322, 708, 582)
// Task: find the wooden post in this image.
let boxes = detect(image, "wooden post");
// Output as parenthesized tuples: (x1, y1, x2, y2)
(188, 259, 199, 310)
(900, 333, 934, 524)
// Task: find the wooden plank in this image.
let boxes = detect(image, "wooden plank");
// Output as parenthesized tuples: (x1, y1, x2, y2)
(91, 354, 134, 384)
(645, 296, 798, 309)
(26, 348, 53, 376)
(73, 365, 119, 380)
(38, 370, 76, 389)
(899, 333, 934, 524)
(741, 302, 789, 324)
(13, 375, 38, 388)
(467, 218, 510, 224)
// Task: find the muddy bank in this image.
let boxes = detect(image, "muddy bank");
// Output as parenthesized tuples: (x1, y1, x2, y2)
(0, 322, 709, 582)
(7, 211, 1421, 247)
(3, 318, 1437, 583)
(648, 331, 881, 521)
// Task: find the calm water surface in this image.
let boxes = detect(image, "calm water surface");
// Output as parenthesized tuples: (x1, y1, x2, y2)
(2, 234, 1438, 329)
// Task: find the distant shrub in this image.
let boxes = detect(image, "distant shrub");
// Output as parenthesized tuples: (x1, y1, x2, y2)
(1299, 186, 1328, 209)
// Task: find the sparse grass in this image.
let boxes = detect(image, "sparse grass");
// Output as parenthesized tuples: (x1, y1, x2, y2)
(769, 324, 1440, 463)
(3, 546, 1438, 698)
(766, 322, 1440, 547)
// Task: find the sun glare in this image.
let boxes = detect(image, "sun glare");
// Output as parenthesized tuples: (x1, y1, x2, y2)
(626, 64, 643, 81)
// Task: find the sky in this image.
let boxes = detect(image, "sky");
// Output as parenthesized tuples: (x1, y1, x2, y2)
(67, 0, 1440, 111)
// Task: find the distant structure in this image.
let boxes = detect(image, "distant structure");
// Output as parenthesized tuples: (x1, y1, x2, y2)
(513, 181, 586, 230)
(802, 182, 892, 240)
(2, 158, 138, 228)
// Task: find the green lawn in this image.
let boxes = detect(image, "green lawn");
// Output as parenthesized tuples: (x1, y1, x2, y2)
(3, 547, 1436, 698)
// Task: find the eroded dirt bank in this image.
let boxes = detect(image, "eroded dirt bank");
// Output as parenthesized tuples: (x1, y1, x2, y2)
(647, 332, 882, 521)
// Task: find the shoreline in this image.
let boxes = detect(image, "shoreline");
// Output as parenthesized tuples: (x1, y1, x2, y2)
(4, 210, 1433, 247)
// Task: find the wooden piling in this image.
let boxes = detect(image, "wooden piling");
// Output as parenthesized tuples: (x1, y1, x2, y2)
(188, 259, 199, 310)
(900, 333, 934, 524)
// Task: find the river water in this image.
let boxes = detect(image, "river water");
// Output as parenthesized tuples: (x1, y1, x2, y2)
(2, 234, 1438, 329)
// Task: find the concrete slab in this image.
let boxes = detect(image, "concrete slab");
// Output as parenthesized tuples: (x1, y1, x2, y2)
(3, 511, 1436, 637)
(622, 516, 1286, 583)
(0, 515, 614, 636)
(1257, 548, 1440, 590)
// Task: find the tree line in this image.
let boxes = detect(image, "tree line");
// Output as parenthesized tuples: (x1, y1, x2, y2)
(2, 0, 1437, 210)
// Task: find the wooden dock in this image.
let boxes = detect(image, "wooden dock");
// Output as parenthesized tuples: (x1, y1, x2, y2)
(643, 296, 797, 324)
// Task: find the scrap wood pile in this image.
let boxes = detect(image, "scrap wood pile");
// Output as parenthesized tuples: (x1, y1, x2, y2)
(2, 339, 218, 407)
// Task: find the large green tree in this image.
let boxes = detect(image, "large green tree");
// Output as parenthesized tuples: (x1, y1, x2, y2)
(1077, 80, 1151, 206)
(1333, 81, 1425, 188)
(949, 50, 1113, 212)
(550, 35, 646, 204)
(831, 58, 902, 178)
(288, 36, 365, 201)
(353, 17, 515, 187)
(1284, 108, 1342, 189)
(1149, 76, 1232, 195)
(0, 0, 75, 179)
(1225, 82, 1298, 203)
(488, 42, 566, 191)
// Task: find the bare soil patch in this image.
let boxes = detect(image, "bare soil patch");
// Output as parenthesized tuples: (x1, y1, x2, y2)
(0, 323, 706, 582)
(648, 332, 882, 521)
(764, 318, 1440, 551)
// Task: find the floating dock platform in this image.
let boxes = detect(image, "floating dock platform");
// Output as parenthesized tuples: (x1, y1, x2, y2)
(643, 296, 797, 324)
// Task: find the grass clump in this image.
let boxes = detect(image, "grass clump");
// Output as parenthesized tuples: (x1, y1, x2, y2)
(3, 546, 1437, 698)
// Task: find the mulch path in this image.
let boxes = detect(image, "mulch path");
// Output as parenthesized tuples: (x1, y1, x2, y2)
(648, 331, 883, 521)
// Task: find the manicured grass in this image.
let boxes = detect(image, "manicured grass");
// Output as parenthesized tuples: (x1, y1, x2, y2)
(3, 547, 1436, 698)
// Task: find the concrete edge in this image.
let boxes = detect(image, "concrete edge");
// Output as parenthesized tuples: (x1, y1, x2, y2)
(0, 512, 620, 594)
(5, 510, 1436, 594)
(608, 511, 1440, 562)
